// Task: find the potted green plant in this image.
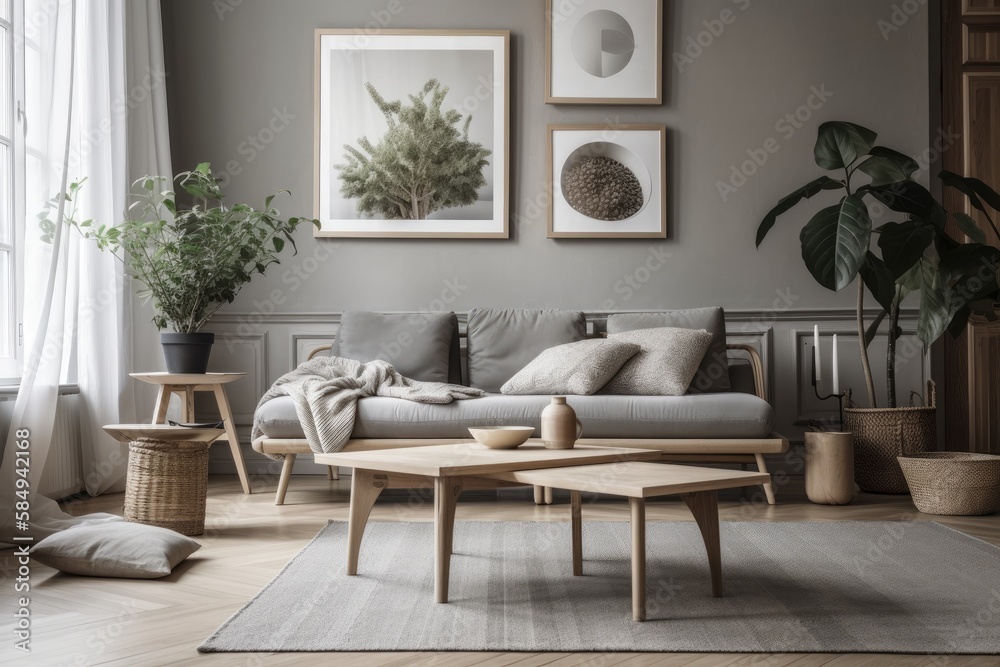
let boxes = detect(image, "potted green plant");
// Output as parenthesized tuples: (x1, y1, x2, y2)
(41, 163, 319, 373)
(756, 121, 1000, 492)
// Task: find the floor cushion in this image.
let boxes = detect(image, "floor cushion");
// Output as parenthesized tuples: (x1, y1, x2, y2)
(30, 521, 201, 579)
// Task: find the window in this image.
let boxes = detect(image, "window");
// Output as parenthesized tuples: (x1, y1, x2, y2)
(0, 0, 21, 381)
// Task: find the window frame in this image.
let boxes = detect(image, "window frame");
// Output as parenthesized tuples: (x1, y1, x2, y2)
(0, 0, 23, 382)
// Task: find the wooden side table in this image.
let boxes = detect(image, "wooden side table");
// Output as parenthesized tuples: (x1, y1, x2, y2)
(131, 372, 252, 494)
(104, 424, 225, 536)
(804, 431, 855, 505)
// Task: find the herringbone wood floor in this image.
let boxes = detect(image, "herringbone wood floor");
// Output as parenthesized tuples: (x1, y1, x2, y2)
(2, 474, 999, 666)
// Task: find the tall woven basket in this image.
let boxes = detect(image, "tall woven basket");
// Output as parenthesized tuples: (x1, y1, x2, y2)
(843, 380, 936, 494)
(125, 437, 211, 536)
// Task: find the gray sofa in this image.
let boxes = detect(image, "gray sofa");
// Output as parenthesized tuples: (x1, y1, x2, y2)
(252, 308, 787, 505)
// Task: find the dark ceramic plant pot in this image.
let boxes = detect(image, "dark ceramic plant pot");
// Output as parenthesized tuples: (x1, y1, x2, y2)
(160, 332, 215, 374)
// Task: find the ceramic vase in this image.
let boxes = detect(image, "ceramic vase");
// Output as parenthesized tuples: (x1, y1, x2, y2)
(541, 397, 583, 449)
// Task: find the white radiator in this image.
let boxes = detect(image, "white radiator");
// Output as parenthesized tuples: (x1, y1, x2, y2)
(0, 390, 84, 500)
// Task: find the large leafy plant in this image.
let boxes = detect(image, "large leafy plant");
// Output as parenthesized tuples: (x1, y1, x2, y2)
(757, 121, 1000, 408)
(41, 163, 319, 332)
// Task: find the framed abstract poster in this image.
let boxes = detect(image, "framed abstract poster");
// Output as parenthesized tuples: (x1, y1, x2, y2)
(545, 0, 662, 104)
(314, 29, 510, 238)
(547, 124, 666, 239)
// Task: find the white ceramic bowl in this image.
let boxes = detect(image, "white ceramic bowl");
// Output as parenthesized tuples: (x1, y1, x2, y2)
(468, 426, 535, 449)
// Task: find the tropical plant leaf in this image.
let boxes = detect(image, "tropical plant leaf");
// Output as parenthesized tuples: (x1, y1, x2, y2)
(900, 254, 959, 346)
(799, 195, 872, 291)
(814, 121, 877, 170)
(860, 180, 937, 217)
(755, 176, 844, 247)
(876, 220, 935, 278)
(940, 170, 1000, 214)
(859, 252, 896, 310)
(947, 306, 972, 338)
(857, 146, 919, 186)
(952, 212, 987, 244)
(865, 309, 888, 347)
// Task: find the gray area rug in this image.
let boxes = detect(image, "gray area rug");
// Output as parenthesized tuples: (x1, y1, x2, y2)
(200, 520, 1000, 654)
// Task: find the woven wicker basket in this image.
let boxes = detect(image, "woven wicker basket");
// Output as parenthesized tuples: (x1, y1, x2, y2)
(124, 437, 211, 536)
(898, 452, 1000, 516)
(843, 380, 936, 494)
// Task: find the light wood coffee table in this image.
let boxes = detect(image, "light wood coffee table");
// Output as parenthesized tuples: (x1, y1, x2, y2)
(483, 462, 771, 621)
(316, 442, 660, 603)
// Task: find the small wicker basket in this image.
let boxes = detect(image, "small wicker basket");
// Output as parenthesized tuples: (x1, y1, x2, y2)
(898, 452, 1000, 516)
(124, 437, 211, 536)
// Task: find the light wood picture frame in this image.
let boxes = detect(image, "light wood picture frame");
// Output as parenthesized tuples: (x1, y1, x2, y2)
(545, 0, 662, 105)
(547, 124, 667, 239)
(314, 29, 510, 239)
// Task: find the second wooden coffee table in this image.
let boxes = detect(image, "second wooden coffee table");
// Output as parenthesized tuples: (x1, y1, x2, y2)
(316, 442, 660, 603)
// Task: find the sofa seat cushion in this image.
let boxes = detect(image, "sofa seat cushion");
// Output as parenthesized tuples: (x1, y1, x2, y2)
(254, 392, 775, 441)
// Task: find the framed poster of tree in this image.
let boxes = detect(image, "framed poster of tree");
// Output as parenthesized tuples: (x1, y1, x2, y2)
(314, 29, 510, 238)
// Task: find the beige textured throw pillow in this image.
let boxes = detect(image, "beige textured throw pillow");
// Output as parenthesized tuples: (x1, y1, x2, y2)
(601, 327, 714, 395)
(501, 338, 640, 395)
(30, 521, 201, 579)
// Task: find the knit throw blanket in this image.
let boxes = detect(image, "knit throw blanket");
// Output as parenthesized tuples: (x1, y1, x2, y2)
(251, 356, 485, 459)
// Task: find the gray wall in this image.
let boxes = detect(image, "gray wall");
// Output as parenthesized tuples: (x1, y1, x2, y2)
(151, 0, 938, 478)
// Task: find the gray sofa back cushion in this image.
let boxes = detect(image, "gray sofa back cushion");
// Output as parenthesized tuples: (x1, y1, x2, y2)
(467, 308, 587, 393)
(606, 308, 731, 393)
(331, 311, 461, 384)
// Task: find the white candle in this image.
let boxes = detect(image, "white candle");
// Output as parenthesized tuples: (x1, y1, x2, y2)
(813, 325, 822, 383)
(832, 334, 840, 395)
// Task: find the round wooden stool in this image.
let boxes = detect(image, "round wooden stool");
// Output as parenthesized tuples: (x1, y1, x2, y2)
(805, 431, 855, 505)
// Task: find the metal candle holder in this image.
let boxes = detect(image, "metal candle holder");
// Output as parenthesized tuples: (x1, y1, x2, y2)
(812, 347, 846, 429)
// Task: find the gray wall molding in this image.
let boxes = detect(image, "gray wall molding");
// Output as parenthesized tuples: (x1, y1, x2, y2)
(206, 307, 919, 327)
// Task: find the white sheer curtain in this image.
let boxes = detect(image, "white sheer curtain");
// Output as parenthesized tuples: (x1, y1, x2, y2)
(0, 0, 171, 542)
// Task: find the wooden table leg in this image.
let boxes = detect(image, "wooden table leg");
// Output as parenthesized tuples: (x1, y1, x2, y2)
(630, 497, 646, 622)
(182, 387, 195, 423)
(682, 490, 723, 598)
(347, 469, 385, 576)
(571, 490, 583, 576)
(152, 385, 172, 424)
(212, 385, 252, 495)
(434, 476, 462, 603)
